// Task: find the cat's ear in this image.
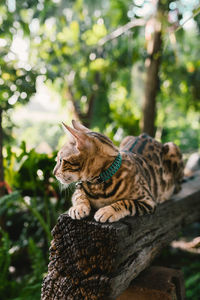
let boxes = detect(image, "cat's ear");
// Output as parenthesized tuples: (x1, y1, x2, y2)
(62, 122, 88, 150)
(71, 120, 90, 133)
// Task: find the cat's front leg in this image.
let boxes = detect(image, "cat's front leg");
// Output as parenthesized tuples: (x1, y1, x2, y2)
(94, 198, 156, 223)
(94, 202, 129, 223)
(68, 189, 91, 220)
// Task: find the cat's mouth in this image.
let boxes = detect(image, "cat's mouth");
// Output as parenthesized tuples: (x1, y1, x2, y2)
(55, 176, 66, 184)
(56, 175, 75, 185)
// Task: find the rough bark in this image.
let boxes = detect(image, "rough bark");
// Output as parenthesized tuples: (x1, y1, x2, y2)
(141, 1, 163, 137)
(41, 172, 200, 300)
(0, 108, 5, 197)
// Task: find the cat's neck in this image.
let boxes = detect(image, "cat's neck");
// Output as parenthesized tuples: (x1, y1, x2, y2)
(81, 150, 121, 184)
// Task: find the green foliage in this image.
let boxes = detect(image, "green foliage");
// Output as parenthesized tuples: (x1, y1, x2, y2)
(4, 142, 72, 242)
(1, 0, 199, 147)
(0, 191, 21, 216)
(5, 141, 57, 196)
(0, 140, 74, 298)
(0, 227, 48, 300)
(13, 238, 46, 300)
(0, 228, 20, 299)
(0, 143, 74, 299)
(185, 262, 200, 300)
(0, 228, 11, 294)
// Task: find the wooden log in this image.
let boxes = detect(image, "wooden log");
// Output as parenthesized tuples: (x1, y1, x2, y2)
(116, 266, 185, 300)
(41, 171, 200, 300)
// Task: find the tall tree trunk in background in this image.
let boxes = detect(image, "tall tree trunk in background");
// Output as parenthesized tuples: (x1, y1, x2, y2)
(141, 1, 163, 137)
(0, 108, 5, 197)
(67, 72, 100, 128)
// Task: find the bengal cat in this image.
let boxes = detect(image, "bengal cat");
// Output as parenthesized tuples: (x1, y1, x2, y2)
(53, 120, 184, 223)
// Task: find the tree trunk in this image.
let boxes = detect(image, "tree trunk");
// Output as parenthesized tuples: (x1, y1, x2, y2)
(0, 108, 5, 197)
(67, 73, 100, 128)
(141, 2, 163, 137)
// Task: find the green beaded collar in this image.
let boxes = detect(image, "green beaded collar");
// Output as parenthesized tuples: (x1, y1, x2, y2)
(98, 152, 122, 182)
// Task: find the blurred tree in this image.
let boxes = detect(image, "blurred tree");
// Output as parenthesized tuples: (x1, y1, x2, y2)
(26, 0, 143, 132)
(26, 0, 199, 141)
(141, 0, 163, 136)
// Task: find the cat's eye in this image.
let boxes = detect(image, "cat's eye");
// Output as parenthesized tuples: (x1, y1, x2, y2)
(59, 158, 62, 164)
(65, 160, 79, 166)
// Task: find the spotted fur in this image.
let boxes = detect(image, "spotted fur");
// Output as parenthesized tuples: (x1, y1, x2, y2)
(53, 120, 184, 223)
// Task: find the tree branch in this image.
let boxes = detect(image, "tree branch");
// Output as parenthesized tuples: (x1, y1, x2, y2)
(67, 85, 84, 122)
(98, 19, 146, 46)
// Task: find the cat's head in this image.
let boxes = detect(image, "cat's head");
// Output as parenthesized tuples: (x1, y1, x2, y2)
(53, 120, 118, 185)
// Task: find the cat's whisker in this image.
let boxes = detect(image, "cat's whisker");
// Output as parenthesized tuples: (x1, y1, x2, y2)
(58, 182, 68, 195)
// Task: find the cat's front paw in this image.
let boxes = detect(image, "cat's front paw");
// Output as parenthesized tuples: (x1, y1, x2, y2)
(68, 204, 90, 220)
(94, 206, 121, 223)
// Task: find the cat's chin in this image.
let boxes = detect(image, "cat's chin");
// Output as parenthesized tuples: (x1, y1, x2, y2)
(61, 182, 70, 189)
(57, 177, 75, 188)
(56, 176, 69, 186)
(57, 179, 70, 189)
